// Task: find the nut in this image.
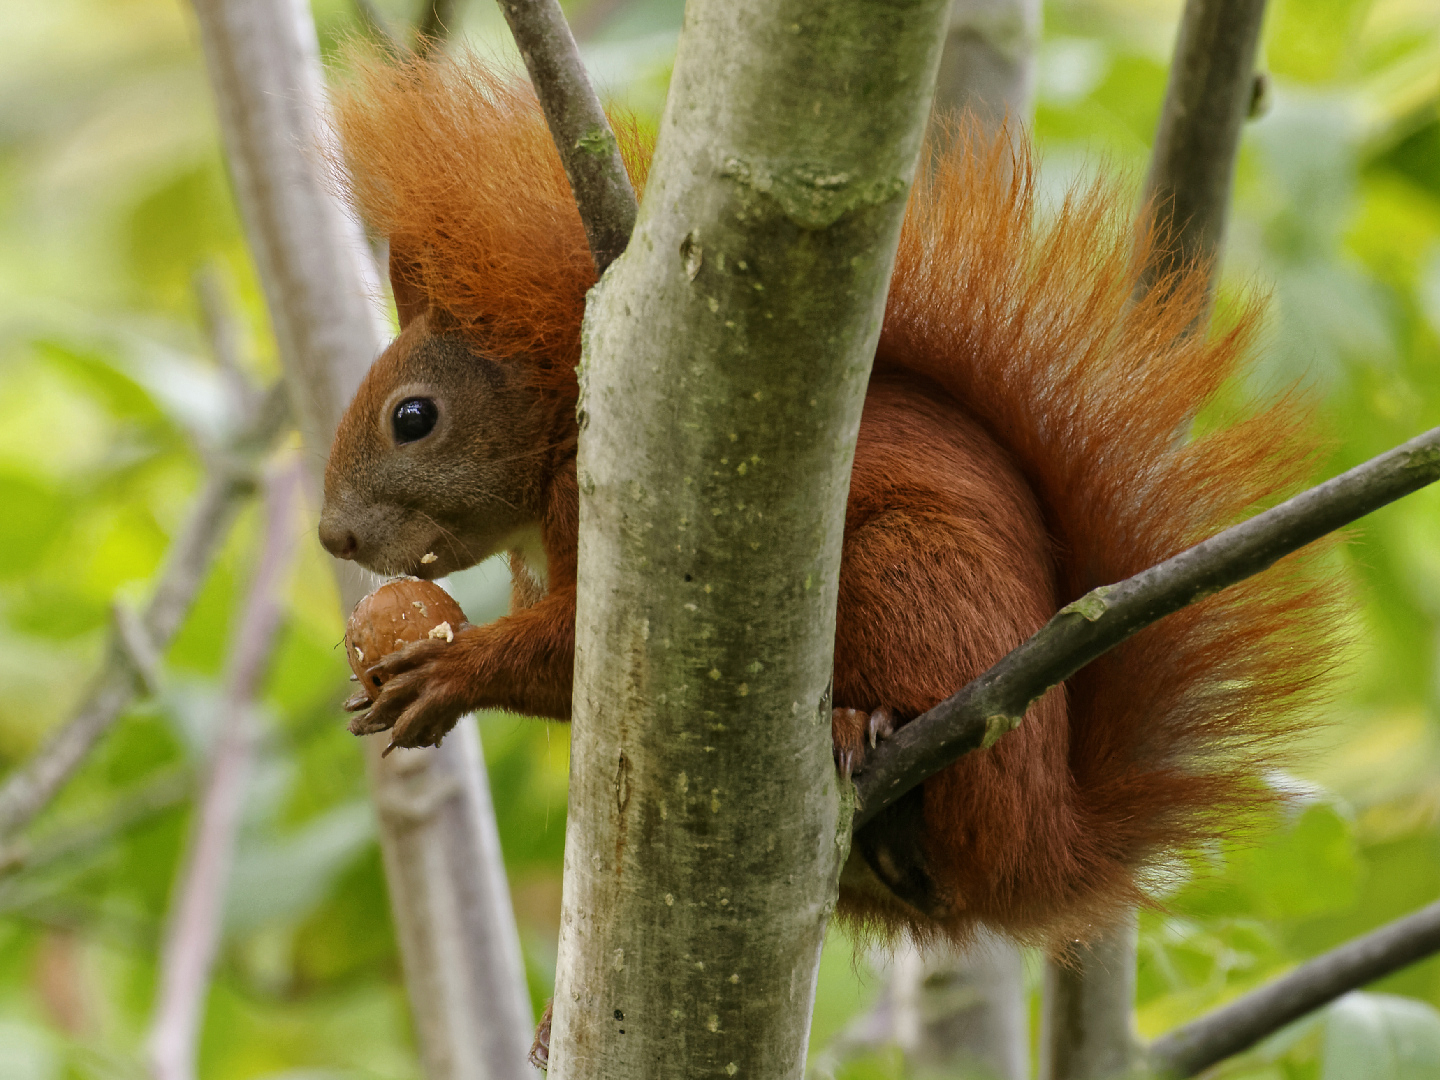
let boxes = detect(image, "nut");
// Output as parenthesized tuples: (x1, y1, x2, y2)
(345, 578, 466, 689)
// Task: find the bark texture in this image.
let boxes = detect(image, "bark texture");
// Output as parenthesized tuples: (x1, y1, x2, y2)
(189, 2, 533, 1076)
(551, 0, 951, 1075)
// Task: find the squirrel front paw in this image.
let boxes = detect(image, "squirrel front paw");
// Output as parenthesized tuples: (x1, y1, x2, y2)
(831, 705, 895, 779)
(345, 627, 476, 753)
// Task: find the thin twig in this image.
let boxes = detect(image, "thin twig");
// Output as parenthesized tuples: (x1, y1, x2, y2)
(852, 425, 1440, 827)
(1137, 0, 1269, 299)
(0, 383, 288, 841)
(1149, 899, 1440, 1077)
(494, 0, 638, 273)
(148, 459, 303, 1080)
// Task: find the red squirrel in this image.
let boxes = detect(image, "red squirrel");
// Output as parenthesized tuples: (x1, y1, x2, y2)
(319, 53, 1337, 944)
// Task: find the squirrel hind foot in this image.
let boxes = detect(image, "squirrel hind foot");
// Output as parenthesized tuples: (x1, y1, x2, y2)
(831, 705, 896, 779)
(530, 999, 552, 1070)
(851, 785, 958, 922)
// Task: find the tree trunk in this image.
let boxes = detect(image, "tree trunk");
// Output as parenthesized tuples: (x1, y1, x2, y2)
(189, 1, 533, 1076)
(893, 930, 1030, 1078)
(549, 0, 951, 1075)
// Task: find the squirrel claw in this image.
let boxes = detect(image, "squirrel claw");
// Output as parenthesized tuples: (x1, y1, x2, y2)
(347, 709, 392, 736)
(833, 705, 896, 778)
(343, 689, 373, 712)
(341, 634, 473, 750)
(868, 705, 895, 748)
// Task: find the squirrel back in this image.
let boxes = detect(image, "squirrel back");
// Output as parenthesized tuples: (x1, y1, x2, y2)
(326, 53, 1339, 945)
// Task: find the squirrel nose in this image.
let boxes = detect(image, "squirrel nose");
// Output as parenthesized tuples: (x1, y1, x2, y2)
(318, 519, 359, 560)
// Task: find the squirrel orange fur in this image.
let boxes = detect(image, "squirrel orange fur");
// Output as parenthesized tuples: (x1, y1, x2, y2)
(319, 53, 1337, 945)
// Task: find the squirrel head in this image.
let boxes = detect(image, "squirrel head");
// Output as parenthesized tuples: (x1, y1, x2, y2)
(318, 50, 651, 578)
(318, 290, 558, 580)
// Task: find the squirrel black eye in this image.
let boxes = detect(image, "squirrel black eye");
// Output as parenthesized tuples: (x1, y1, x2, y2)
(392, 397, 438, 444)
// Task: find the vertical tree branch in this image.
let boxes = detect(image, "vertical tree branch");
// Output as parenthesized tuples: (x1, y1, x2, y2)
(809, 932, 1028, 1079)
(493, 0, 638, 272)
(1040, 915, 1142, 1080)
(188, 2, 533, 1076)
(551, 0, 952, 1074)
(931, 0, 1041, 137)
(147, 460, 303, 1080)
(898, 932, 1029, 1077)
(1137, 0, 1269, 297)
(1047, 3, 1267, 1072)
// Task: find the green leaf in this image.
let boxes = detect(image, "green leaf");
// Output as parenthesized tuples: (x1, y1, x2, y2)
(1175, 802, 1361, 922)
(35, 340, 167, 428)
(0, 471, 68, 579)
(1268, 0, 1374, 83)
(225, 801, 375, 932)
(1322, 993, 1440, 1080)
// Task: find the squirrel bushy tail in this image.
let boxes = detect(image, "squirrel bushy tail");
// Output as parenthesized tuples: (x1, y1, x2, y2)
(875, 130, 1341, 937)
(329, 52, 1341, 944)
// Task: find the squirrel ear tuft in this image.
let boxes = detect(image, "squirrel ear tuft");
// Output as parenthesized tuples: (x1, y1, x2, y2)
(389, 250, 430, 330)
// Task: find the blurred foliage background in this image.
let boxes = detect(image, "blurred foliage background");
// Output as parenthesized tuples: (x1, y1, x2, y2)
(0, 0, 1437, 1077)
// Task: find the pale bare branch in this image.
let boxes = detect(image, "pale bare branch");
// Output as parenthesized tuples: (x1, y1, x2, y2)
(148, 459, 303, 1080)
(0, 380, 287, 841)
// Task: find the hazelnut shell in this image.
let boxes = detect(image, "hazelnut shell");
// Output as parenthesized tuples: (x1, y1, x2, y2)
(345, 578, 466, 689)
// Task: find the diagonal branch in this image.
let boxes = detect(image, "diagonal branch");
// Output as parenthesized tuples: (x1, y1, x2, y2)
(0, 381, 288, 841)
(493, 0, 638, 273)
(1149, 898, 1440, 1077)
(0, 769, 191, 880)
(852, 425, 1440, 827)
